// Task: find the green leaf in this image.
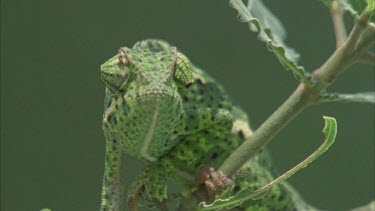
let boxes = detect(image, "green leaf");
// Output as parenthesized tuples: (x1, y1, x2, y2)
(198, 116, 337, 210)
(229, 0, 309, 84)
(346, 0, 368, 15)
(320, 0, 366, 14)
(320, 0, 334, 8)
(320, 92, 375, 104)
(321, 0, 374, 21)
(351, 201, 375, 211)
(367, 0, 375, 16)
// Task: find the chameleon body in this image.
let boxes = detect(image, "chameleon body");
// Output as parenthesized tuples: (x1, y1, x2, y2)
(100, 40, 311, 211)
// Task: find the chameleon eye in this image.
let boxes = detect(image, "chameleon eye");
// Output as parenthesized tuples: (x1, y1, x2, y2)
(174, 52, 193, 90)
(100, 53, 129, 92)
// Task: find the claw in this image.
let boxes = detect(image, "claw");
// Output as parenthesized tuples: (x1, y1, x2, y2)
(128, 184, 142, 211)
(128, 169, 169, 210)
(195, 165, 234, 203)
(153, 199, 169, 211)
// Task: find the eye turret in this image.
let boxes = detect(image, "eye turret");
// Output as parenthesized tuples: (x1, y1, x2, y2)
(174, 52, 193, 90)
(100, 53, 129, 92)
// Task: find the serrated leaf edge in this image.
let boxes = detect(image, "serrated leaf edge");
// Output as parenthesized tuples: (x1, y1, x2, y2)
(229, 0, 309, 84)
(198, 116, 337, 210)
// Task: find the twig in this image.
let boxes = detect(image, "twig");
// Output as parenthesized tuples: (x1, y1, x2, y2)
(219, 84, 312, 176)
(218, 5, 374, 178)
(344, 11, 371, 51)
(331, 1, 347, 48)
(355, 24, 375, 52)
(357, 51, 375, 65)
(320, 92, 375, 104)
(312, 9, 374, 89)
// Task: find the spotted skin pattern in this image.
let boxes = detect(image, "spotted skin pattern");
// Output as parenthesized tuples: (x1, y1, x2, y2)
(100, 40, 311, 211)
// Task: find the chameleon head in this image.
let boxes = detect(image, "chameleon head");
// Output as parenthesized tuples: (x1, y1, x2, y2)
(100, 40, 193, 161)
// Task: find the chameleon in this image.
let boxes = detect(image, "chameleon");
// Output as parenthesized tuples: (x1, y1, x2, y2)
(99, 39, 313, 211)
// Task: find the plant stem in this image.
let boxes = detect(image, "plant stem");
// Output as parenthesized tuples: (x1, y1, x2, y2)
(218, 6, 374, 178)
(331, 1, 347, 48)
(357, 52, 375, 65)
(355, 25, 375, 53)
(219, 83, 313, 176)
(312, 10, 373, 89)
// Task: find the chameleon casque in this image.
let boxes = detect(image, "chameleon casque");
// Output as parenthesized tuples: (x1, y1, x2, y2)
(99, 39, 312, 211)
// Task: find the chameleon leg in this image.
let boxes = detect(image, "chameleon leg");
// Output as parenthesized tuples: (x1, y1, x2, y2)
(195, 164, 234, 203)
(100, 136, 124, 211)
(128, 159, 175, 211)
(128, 107, 233, 210)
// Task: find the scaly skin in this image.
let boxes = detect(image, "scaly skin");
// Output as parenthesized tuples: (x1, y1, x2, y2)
(100, 40, 312, 211)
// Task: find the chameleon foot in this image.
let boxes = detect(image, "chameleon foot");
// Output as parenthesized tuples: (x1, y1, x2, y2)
(128, 188, 141, 211)
(195, 165, 234, 203)
(128, 179, 169, 211)
(128, 163, 172, 211)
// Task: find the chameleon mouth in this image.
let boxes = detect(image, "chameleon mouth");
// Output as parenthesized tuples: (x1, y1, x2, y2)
(138, 89, 169, 96)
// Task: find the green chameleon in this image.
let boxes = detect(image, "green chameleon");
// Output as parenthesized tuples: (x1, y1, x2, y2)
(99, 39, 313, 211)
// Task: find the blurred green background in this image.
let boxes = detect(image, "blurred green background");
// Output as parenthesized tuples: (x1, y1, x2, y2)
(1, 0, 374, 210)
